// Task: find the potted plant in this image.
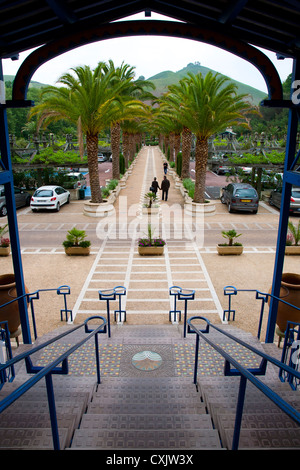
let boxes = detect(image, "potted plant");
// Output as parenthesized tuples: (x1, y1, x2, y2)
(63, 227, 91, 255)
(217, 229, 243, 255)
(138, 224, 166, 256)
(0, 224, 10, 256)
(285, 220, 300, 255)
(142, 192, 159, 214)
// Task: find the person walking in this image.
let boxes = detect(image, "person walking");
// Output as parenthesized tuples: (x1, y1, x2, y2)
(150, 177, 160, 194)
(161, 175, 170, 201)
(163, 162, 168, 175)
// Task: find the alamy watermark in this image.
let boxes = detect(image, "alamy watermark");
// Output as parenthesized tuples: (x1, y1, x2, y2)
(95, 195, 205, 246)
(291, 80, 300, 104)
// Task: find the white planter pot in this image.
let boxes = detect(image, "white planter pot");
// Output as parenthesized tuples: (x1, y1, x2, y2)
(83, 200, 114, 217)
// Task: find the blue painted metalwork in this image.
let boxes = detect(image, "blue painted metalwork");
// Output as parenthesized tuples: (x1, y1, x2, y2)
(279, 321, 300, 390)
(99, 287, 126, 337)
(223, 285, 300, 340)
(169, 286, 182, 322)
(113, 286, 126, 322)
(169, 287, 195, 337)
(0, 285, 72, 341)
(0, 59, 31, 344)
(265, 57, 300, 343)
(0, 321, 15, 389)
(188, 316, 300, 450)
(0, 316, 107, 450)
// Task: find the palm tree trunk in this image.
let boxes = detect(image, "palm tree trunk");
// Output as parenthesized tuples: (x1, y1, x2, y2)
(169, 132, 175, 162)
(181, 127, 192, 179)
(111, 122, 120, 179)
(87, 133, 103, 203)
(194, 137, 208, 203)
(174, 133, 181, 162)
(122, 131, 130, 169)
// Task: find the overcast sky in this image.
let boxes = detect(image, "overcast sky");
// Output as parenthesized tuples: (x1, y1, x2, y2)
(2, 12, 293, 94)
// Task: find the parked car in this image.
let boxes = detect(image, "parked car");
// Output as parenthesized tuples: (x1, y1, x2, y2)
(216, 164, 231, 175)
(30, 185, 70, 212)
(63, 172, 86, 189)
(98, 154, 107, 162)
(221, 183, 259, 213)
(0, 185, 31, 217)
(269, 186, 300, 213)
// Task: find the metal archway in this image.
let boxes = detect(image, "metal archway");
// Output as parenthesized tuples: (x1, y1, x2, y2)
(1, 20, 299, 344)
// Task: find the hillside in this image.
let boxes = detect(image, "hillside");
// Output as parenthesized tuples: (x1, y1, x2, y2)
(147, 63, 266, 105)
(4, 75, 46, 89)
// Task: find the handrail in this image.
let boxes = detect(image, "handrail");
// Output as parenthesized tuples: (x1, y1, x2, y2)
(187, 316, 300, 450)
(0, 285, 72, 340)
(0, 315, 107, 450)
(223, 285, 300, 340)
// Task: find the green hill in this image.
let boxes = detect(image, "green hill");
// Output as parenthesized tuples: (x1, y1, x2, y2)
(147, 63, 266, 105)
(4, 75, 47, 89)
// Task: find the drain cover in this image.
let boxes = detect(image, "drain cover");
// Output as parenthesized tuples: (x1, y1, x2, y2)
(132, 350, 163, 371)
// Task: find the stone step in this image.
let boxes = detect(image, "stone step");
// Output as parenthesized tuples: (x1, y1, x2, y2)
(87, 402, 207, 415)
(79, 413, 214, 431)
(216, 412, 300, 449)
(70, 428, 222, 450)
(0, 413, 76, 448)
(223, 428, 300, 450)
(0, 427, 70, 450)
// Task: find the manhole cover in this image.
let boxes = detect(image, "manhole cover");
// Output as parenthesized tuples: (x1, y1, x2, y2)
(132, 350, 163, 371)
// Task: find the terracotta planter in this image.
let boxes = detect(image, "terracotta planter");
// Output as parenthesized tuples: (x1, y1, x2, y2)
(217, 245, 243, 255)
(138, 246, 164, 256)
(274, 273, 300, 332)
(0, 274, 29, 334)
(0, 246, 10, 256)
(285, 245, 300, 255)
(64, 246, 90, 256)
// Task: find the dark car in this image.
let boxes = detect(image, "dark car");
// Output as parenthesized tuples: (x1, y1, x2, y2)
(221, 183, 259, 213)
(0, 185, 31, 217)
(269, 186, 300, 213)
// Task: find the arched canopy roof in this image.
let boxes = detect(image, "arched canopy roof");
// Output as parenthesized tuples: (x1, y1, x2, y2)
(12, 20, 284, 102)
(1, 1, 300, 62)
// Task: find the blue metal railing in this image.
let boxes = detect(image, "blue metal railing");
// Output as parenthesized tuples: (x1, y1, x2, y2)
(0, 315, 107, 450)
(223, 285, 300, 340)
(187, 316, 300, 450)
(279, 320, 300, 390)
(169, 286, 195, 336)
(0, 285, 72, 342)
(0, 321, 15, 388)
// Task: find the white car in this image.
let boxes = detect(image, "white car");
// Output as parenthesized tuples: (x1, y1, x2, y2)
(30, 185, 70, 212)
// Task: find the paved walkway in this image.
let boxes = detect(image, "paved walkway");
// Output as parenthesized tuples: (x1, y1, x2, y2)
(73, 146, 223, 327)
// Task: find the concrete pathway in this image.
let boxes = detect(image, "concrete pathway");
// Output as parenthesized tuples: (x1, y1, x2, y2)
(72, 146, 223, 326)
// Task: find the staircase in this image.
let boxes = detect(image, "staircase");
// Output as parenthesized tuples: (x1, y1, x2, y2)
(0, 324, 300, 450)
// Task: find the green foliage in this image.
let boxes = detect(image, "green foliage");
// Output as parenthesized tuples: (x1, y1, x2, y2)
(288, 220, 300, 246)
(176, 152, 182, 177)
(62, 227, 91, 248)
(144, 192, 157, 208)
(182, 178, 195, 198)
(221, 230, 243, 246)
(119, 153, 125, 175)
(228, 151, 285, 165)
(31, 148, 84, 165)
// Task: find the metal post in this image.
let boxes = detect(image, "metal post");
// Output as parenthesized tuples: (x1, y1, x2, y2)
(0, 59, 31, 344)
(266, 57, 300, 343)
(232, 375, 247, 450)
(45, 373, 60, 450)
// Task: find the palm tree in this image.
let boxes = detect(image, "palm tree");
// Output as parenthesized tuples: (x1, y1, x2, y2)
(166, 72, 252, 203)
(106, 61, 155, 179)
(29, 62, 134, 203)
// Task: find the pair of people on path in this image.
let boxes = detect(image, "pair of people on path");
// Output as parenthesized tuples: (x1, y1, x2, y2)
(150, 176, 170, 201)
